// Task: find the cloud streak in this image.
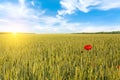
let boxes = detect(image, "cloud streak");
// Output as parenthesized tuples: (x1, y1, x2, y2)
(58, 0, 120, 16)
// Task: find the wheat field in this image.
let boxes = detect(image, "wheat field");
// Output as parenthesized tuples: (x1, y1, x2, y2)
(0, 34, 120, 80)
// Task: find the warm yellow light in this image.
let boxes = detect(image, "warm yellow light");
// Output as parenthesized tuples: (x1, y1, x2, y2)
(6, 25, 28, 36)
(12, 31, 17, 35)
(9, 27, 19, 35)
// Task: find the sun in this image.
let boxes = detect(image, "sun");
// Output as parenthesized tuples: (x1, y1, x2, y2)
(9, 27, 20, 35)
(7, 25, 27, 35)
(9, 28, 20, 36)
(12, 31, 17, 35)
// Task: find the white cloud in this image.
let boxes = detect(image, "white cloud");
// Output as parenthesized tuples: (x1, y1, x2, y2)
(97, 0, 120, 10)
(0, 0, 45, 33)
(0, 1, 45, 19)
(58, 0, 120, 16)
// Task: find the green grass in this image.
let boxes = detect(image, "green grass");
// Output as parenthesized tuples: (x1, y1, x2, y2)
(0, 34, 120, 80)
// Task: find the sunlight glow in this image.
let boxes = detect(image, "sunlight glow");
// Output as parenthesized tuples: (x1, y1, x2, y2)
(10, 27, 19, 33)
(12, 31, 17, 35)
(7, 25, 26, 34)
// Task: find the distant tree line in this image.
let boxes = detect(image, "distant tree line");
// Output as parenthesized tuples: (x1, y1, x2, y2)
(73, 31, 120, 34)
(96, 31, 120, 34)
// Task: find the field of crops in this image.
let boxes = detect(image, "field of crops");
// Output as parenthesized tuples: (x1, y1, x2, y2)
(0, 34, 120, 80)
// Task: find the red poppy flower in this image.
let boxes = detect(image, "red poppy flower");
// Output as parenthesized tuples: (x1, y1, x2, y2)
(84, 45, 92, 51)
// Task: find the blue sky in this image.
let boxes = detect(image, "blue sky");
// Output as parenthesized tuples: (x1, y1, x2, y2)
(0, 0, 120, 33)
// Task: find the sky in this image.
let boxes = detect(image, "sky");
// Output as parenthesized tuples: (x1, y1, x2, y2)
(0, 0, 120, 33)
